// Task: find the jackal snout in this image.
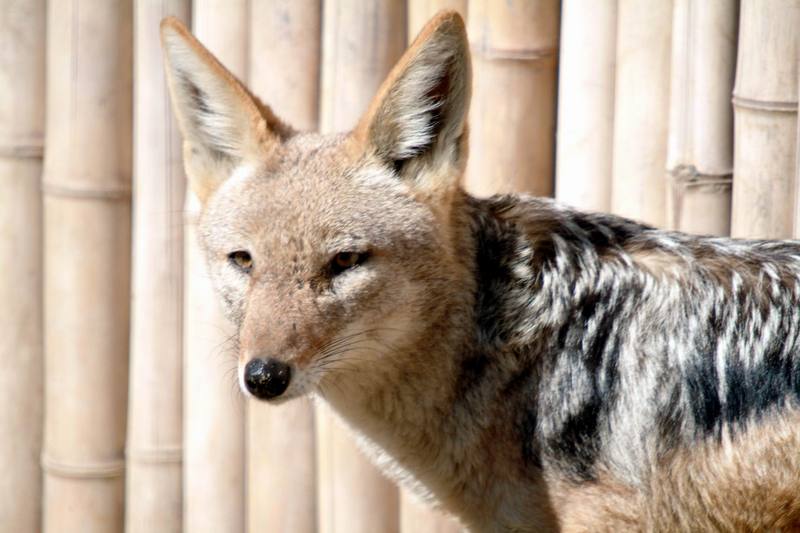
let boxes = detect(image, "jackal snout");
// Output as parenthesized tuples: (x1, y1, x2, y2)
(235, 282, 333, 402)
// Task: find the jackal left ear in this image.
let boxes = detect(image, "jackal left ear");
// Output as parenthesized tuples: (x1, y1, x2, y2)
(356, 11, 471, 187)
(160, 17, 290, 203)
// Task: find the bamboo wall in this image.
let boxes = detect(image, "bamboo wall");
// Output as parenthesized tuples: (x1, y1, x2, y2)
(126, 2, 189, 532)
(3, 2, 799, 532)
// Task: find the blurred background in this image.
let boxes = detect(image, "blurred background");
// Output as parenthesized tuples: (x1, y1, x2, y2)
(1, 0, 798, 532)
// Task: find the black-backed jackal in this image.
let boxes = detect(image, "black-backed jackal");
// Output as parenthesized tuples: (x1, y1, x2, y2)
(162, 12, 800, 532)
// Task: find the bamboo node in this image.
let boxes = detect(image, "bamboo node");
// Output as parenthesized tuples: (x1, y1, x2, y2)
(0, 142, 44, 159)
(668, 165, 733, 189)
(126, 445, 183, 464)
(42, 181, 131, 201)
(469, 44, 558, 62)
(731, 94, 798, 113)
(41, 454, 125, 479)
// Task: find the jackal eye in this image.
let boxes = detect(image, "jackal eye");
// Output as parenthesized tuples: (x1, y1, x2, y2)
(330, 251, 367, 275)
(228, 250, 253, 273)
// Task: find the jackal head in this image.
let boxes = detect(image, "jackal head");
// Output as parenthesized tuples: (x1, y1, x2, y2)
(161, 13, 471, 402)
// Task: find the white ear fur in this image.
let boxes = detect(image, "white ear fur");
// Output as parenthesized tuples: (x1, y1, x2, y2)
(160, 17, 285, 202)
(377, 51, 451, 161)
(359, 11, 471, 181)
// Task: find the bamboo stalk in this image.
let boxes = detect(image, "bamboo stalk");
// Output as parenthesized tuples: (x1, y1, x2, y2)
(796, 69, 800, 238)
(42, 2, 133, 532)
(318, 3, 405, 532)
(125, 2, 190, 532)
(183, 2, 247, 533)
(465, 0, 560, 198)
(403, 4, 468, 532)
(0, 1, 45, 531)
(183, 195, 244, 533)
(246, 2, 320, 532)
(249, 0, 320, 131)
(316, 402, 400, 533)
(731, 0, 799, 239)
(666, 0, 737, 236)
(611, 0, 674, 227)
(555, 0, 617, 212)
(320, 1, 406, 132)
(408, 0, 467, 37)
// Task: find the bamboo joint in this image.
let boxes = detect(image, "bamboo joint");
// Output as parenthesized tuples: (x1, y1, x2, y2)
(470, 45, 557, 62)
(41, 454, 125, 479)
(42, 182, 132, 200)
(668, 164, 733, 188)
(732, 94, 799, 113)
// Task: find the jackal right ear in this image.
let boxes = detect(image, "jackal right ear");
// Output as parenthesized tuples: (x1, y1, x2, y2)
(355, 11, 471, 190)
(160, 17, 289, 203)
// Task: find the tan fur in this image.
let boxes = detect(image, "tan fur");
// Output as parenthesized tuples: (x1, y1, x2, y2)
(629, 248, 688, 278)
(548, 474, 639, 532)
(544, 411, 800, 532)
(646, 410, 800, 532)
(161, 12, 800, 532)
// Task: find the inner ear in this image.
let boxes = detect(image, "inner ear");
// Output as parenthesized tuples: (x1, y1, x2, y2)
(181, 76, 232, 162)
(356, 11, 471, 182)
(390, 66, 453, 173)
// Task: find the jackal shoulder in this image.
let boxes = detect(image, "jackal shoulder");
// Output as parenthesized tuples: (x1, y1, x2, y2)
(464, 193, 800, 486)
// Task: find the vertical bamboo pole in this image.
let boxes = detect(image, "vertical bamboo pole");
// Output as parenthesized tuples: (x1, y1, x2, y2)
(465, 0, 560, 198)
(408, 0, 467, 36)
(42, 2, 133, 532)
(403, 4, 468, 532)
(555, 1, 617, 212)
(183, 2, 247, 532)
(796, 67, 800, 238)
(611, 0, 673, 227)
(666, 0, 737, 236)
(246, 2, 320, 532)
(731, 0, 799, 239)
(318, 3, 405, 532)
(249, 0, 320, 131)
(126, 2, 189, 532)
(0, 2, 45, 531)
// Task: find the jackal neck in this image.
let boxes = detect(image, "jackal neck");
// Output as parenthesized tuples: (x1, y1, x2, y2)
(316, 193, 557, 528)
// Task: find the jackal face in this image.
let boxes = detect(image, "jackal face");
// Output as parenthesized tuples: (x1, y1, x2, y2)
(161, 13, 470, 401)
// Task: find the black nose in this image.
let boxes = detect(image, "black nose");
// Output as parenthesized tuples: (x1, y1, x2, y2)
(243, 358, 292, 399)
